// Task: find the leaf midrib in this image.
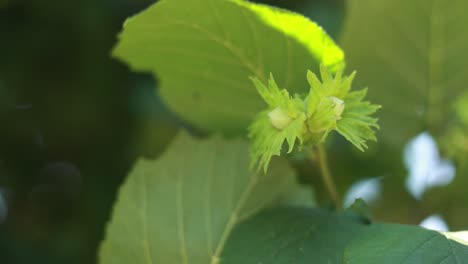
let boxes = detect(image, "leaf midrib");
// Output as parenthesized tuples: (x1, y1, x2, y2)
(211, 173, 260, 263)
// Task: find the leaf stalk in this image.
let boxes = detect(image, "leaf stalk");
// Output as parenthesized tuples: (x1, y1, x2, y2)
(314, 144, 341, 209)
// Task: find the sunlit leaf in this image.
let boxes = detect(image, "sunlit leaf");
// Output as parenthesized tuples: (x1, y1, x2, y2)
(444, 231, 468, 247)
(113, 0, 344, 136)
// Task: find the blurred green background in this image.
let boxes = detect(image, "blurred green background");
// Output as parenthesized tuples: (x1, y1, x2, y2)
(1, 0, 467, 263)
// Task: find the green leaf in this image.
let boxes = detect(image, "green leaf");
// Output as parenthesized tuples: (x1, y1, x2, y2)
(221, 208, 468, 263)
(341, 0, 468, 146)
(221, 208, 364, 263)
(113, 0, 344, 136)
(99, 132, 298, 264)
(347, 198, 372, 222)
(346, 224, 468, 263)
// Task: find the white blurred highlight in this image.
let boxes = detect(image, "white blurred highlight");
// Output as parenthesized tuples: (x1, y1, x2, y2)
(404, 132, 455, 200)
(419, 214, 449, 232)
(343, 177, 382, 208)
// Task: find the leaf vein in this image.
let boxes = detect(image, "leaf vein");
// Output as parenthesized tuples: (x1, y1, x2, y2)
(240, 7, 266, 81)
(211, 173, 260, 262)
(162, 18, 263, 79)
(142, 171, 154, 264)
(177, 167, 189, 264)
(205, 142, 216, 256)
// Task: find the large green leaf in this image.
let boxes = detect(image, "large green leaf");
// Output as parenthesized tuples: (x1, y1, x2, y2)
(346, 224, 468, 264)
(221, 208, 364, 263)
(221, 208, 468, 263)
(113, 0, 344, 136)
(340, 0, 468, 146)
(99, 132, 298, 264)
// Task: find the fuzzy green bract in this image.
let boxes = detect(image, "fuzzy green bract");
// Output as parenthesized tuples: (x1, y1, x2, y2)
(249, 74, 307, 172)
(249, 65, 380, 172)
